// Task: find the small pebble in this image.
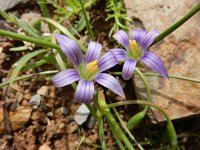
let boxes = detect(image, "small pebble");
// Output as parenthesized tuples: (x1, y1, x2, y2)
(58, 122, 65, 129)
(16, 92, 23, 103)
(47, 112, 53, 118)
(74, 104, 90, 125)
(11, 84, 21, 92)
(29, 94, 41, 107)
(87, 116, 96, 129)
(21, 100, 28, 106)
(23, 93, 31, 100)
(37, 86, 49, 97)
(39, 143, 52, 150)
(55, 107, 68, 116)
(60, 107, 68, 116)
(67, 122, 78, 134)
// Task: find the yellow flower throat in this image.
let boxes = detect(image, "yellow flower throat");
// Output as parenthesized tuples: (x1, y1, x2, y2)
(129, 40, 138, 52)
(86, 59, 98, 74)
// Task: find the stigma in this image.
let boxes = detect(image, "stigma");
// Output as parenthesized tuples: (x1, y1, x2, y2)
(129, 40, 138, 51)
(86, 59, 98, 74)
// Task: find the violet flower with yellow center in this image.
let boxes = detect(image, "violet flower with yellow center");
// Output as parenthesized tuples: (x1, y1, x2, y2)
(52, 33, 125, 103)
(111, 30, 168, 80)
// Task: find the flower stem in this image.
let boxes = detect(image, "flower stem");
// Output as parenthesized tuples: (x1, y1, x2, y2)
(98, 118, 107, 150)
(151, 3, 200, 46)
(0, 29, 59, 49)
(134, 67, 152, 100)
(112, 72, 200, 83)
(126, 67, 151, 130)
(85, 104, 99, 120)
(103, 100, 177, 149)
(97, 91, 135, 150)
(107, 119, 125, 150)
(143, 72, 200, 83)
(111, 102, 144, 150)
(79, 0, 95, 41)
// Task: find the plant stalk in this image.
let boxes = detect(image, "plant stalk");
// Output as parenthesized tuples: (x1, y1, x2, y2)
(79, 0, 95, 41)
(0, 29, 59, 49)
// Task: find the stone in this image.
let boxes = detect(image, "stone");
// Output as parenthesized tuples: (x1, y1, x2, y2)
(124, 0, 200, 122)
(0, 0, 29, 11)
(37, 86, 49, 97)
(47, 112, 53, 118)
(39, 143, 52, 150)
(21, 100, 28, 106)
(55, 107, 68, 116)
(0, 106, 32, 133)
(60, 107, 68, 116)
(67, 122, 78, 134)
(74, 104, 90, 125)
(23, 93, 31, 100)
(87, 116, 96, 129)
(29, 94, 41, 107)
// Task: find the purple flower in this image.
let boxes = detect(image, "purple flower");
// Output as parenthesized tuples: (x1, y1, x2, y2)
(52, 33, 125, 103)
(111, 30, 168, 80)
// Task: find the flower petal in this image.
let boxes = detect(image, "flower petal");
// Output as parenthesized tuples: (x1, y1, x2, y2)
(98, 51, 118, 72)
(55, 33, 84, 66)
(86, 42, 101, 63)
(131, 30, 147, 46)
(110, 48, 127, 61)
(52, 69, 80, 87)
(141, 30, 159, 49)
(140, 52, 168, 78)
(122, 59, 137, 80)
(113, 30, 129, 49)
(74, 79, 94, 103)
(131, 30, 159, 49)
(95, 73, 125, 99)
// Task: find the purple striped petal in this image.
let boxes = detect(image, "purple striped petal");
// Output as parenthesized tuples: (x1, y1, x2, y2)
(95, 73, 125, 99)
(141, 30, 159, 49)
(74, 79, 94, 103)
(113, 30, 129, 49)
(131, 30, 159, 49)
(86, 42, 101, 63)
(140, 52, 168, 78)
(55, 33, 84, 66)
(131, 30, 147, 46)
(52, 69, 80, 87)
(98, 51, 118, 72)
(110, 48, 127, 61)
(122, 59, 137, 80)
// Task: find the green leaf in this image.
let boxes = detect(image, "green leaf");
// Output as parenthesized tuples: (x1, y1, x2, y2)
(166, 120, 178, 150)
(105, 0, 129, 37)
(0, 29, 60, 49)
(0, 70, 58, 88)
(126, 106, 148, 130)
(0, 10, 41, 38)
(74, 14, 86, 32)
(41, 17, 87, 52)
(9, 49, 47, 85)
(9, 46, 29, 51)
(42, 53, 57, 65)
(22, 59, 47, 71)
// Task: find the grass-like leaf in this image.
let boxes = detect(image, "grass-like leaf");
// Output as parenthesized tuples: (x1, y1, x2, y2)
(0, 70, 58, 88)
(41, 17, 86, 52)
(0, 10, 41, 38)
(9, 49, 47, 85)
